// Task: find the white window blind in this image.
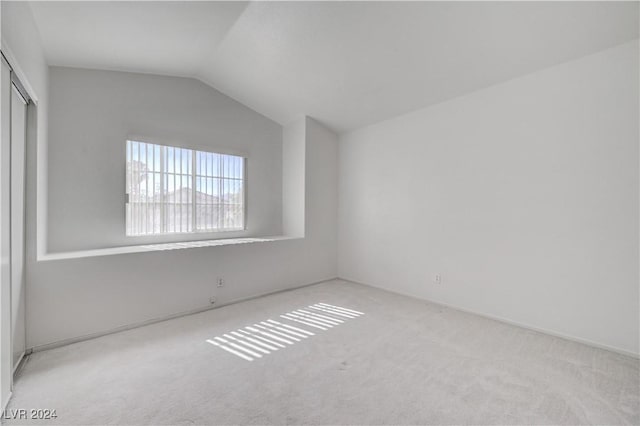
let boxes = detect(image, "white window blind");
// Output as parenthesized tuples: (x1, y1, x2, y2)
(126, 140, 245, 236)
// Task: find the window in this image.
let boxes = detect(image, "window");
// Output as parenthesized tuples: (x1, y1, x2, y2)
(126, 140, 245, 236)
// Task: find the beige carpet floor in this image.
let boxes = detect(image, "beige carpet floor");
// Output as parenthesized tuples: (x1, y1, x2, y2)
(5, 280, 639, 425)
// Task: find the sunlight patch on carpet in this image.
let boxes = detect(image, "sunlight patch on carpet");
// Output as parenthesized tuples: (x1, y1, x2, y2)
(206, 303, 364, 361)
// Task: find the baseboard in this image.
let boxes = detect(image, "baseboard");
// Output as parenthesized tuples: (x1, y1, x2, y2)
(339, 277, 640, 359)
(2, 391, 12, 413)
(29, 277, 338, 354)
(12, 352, 26, 376)
(1, 353, 29, 414)
(28, 275, 636, 359)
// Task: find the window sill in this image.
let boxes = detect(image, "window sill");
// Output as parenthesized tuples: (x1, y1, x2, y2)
(38, 236, 300, 261)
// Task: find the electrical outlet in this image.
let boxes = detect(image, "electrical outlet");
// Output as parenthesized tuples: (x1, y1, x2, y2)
(209, 296, 217, 305)
(217, 277, 225, 288)
(434, 274, 442, 284)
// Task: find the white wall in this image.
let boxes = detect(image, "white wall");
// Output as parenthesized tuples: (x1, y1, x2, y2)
(48, 67, 283, 253)
(1, 12, 338, 355)
(339, 40, 639, 356)
(28, 115, 337, 349)
(2, 0, 636, 363)
(282, 118, 305, 237)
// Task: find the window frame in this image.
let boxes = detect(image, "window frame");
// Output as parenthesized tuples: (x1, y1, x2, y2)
(125, 138, 248, 238)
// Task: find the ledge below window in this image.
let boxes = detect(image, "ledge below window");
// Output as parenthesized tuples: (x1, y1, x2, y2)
(38, 236, 301, 261)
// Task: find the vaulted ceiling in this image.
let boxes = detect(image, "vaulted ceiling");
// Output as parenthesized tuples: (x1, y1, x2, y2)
(29, 1, 639, 133)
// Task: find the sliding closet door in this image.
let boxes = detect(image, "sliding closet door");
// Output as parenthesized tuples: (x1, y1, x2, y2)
(0, 54, 28, 404)
(0, 55, 12, 407)
(10, 85, 26, 370)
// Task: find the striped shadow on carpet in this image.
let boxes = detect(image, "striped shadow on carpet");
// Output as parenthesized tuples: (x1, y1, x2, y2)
(206, 303, 364, 361)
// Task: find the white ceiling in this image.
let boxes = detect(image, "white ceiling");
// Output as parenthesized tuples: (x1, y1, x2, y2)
(28, 1, 250, 78)
(29, 1, 639, 133)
